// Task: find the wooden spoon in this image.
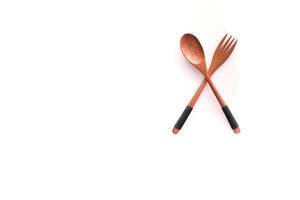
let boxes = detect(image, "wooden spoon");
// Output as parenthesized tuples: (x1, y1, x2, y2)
(178, 33, 240, 133)
(173, 34, 238, 134)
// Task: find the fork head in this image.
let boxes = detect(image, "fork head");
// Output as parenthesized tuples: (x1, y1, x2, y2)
(209, 34, 238, 74)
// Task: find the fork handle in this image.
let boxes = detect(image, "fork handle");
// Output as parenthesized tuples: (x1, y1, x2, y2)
(222, 105, 240, 133)
(172, 106, 193, 134)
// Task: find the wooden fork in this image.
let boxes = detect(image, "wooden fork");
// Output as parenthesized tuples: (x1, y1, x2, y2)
(173, 34, 238, 134)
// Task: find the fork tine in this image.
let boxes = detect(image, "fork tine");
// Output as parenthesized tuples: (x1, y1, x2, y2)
(216, 34, 228, 49)
(226, 39, 238, 57)
(222, 35, 232, 50)
(224, 37, 236, 52)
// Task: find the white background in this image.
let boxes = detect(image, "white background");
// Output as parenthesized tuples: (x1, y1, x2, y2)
(1, 0, 300, 199)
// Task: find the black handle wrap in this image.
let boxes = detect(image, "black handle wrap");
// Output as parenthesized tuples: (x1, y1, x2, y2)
(174, 106, 193, 131)
(222, 106, 239, 130)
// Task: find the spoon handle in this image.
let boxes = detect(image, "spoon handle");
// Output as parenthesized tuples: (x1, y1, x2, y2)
(222, 105, 239, 132)
(205, 76, 240, 133)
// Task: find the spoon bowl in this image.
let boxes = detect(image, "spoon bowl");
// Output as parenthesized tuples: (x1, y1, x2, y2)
(180, 33, 207, 74)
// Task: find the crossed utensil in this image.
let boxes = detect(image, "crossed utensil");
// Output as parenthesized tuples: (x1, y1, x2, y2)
(173, 33, 240, 134)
